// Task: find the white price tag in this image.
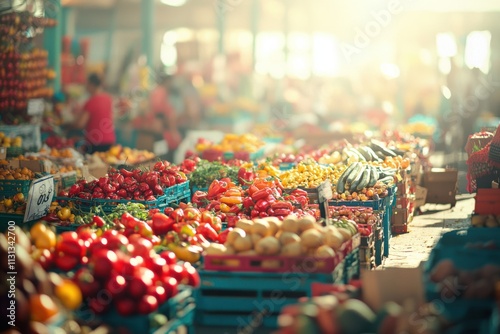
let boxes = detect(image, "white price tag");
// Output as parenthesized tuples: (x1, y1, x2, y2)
(24, 175, 54, 222)
(318, 180, 333, 203)
(27, 98, 45, 116)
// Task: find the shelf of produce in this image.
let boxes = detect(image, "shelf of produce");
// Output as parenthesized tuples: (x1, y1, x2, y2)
(0, 179, 32, 198)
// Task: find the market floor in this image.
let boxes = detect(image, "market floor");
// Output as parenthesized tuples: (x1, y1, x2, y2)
(381, 194, 473, 268)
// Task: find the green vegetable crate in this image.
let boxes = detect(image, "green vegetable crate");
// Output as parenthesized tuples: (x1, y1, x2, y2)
(0, 179, 31, 198)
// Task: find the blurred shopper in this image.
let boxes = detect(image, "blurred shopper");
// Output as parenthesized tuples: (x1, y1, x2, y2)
(71, 73, 116, 154)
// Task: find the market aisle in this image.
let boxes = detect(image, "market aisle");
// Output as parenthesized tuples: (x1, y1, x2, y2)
(381, 195, 474, 268)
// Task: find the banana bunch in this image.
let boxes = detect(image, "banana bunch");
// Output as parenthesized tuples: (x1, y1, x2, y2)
(336, 162, 396, 193)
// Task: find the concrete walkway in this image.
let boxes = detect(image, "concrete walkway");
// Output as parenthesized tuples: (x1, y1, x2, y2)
(381, 195, 474, 268)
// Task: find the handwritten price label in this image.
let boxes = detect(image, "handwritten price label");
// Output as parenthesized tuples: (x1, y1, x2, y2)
(24, 175, 54, 222)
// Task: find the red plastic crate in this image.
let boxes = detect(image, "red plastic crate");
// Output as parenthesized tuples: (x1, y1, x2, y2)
(475, 189, 500, 215)
(204, 235, 360, 273)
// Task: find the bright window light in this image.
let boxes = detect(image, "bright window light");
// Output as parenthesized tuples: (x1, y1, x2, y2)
(380, 63, 400, 79)
(436, 33, 457, 58)
(312, 33, 340, 77)
(160, 0, 188, 7)
(465, 31, 491, 73)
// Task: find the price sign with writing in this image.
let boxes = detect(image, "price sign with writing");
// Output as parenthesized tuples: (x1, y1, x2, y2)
(24, 175, 54, 222)
(318, 180, 333, 203)
(27, 98, 45, 116)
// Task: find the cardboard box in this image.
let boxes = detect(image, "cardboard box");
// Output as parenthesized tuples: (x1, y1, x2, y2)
(425, 184, 456, 205)
(0, 147, 6, 160)
(392, 208, 412, 225)
(422, 168, 458, 184)
(396, 195, 414, 210)
(362, 266, 425, 311)
(19, 159, 52, 173)
(7, 159, 20, 169)
(414, 186, 427, 208)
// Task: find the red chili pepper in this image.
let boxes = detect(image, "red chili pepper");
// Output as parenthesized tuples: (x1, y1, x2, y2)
(208, 180, 227, 199)
(251, 188, 272, 201)
(120, 168, 134, 177)
(292, 189, 308, 198)
(267, 208, 275, 216)
(43, 213, 60, 222)
(218, 228, 232, 244)
(92, 216, 106, 227)
(153, 184, 164, 196)
(247, 184, 259, 196)
(197, 223, 218, 242)
(296, 195, 308, 207)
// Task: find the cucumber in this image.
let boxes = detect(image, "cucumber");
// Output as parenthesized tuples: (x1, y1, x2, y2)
(346, 162, 363, 185)
(350, 165, 368, 191)
(357, 147, 372, 161)
(336, 162, 359, 193)
(379, 176, 395, 184)
(363, 146, 383, 162)
(367, 166, 378, 187)
(370, 140, 397, 157)
(355, 167, 371, 191)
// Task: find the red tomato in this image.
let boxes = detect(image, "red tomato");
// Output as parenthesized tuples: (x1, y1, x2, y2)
(127, 233, 143, 244)
(56, 232, 86, 258)
(169, 264, 188, 285)
(90, 249, 118, 280)
(117, 256, 143, 280)
(158, 251, 177, 265)
(105, 234, 129, 250)
(73, 268, 101, 298)
(88, 238, 109, 256)
(105, 274, 127, 297)
(160, 276, 178, 299)
(127, 267, 155, 298)
(182, 262, 201, 288)
(148, 285, 167, 305)
(138, 295, 158, 314)
(55, 252, 80, 272)
(102, 229, 119, 239)
(130, 238, 153, 258)
(146, 256, 168, 276)
(36, 248, 54, 271)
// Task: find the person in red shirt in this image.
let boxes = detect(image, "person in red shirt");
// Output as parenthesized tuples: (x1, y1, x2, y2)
(73, 73, 116, 153)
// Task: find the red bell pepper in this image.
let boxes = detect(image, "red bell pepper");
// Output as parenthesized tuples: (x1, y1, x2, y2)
(228, 204, 242, 214)
(251, 188, 272, 201)
(250, 209, 260, 218)
(207, 180, 228, 199)
(192, 191, 208, 207)
(43, 213, 59, 222)
(151, 213, 175, 235)
(218, 228, 232, 244)
(197, 223, 218, 242)
(247, 184, 259, 196)
(271, 201, 293, 211)
(259, 212, 269, 218)
(255, 199, 270, 212)
(273, 208, 291, 216)
(292, 189, 308, 198)
(266, 194, 276, 205)
(242, 197, 254, 209)
(92, 216, 106, 228)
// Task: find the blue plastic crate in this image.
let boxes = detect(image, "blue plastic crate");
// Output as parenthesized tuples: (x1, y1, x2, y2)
(329, 197, 386, 210)
(375, 237, 384, 266)
(175, 180, 190, 196)
(423, 229, 500, 323)
(55, 192, 177, 214)
(195, 263, 345, 328)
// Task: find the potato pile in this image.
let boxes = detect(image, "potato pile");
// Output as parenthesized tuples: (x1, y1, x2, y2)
(205, 215, 358, 258)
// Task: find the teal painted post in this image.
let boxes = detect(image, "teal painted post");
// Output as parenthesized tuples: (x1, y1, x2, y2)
(43, 0, 62, 93)
(251, 0, 259, 69)
(216, 4, 225, 54)
(141, 0, 154, 67)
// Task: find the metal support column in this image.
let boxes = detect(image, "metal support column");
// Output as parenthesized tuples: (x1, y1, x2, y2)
(43, 0, 62, 93)
(141, 0, 154, 67)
